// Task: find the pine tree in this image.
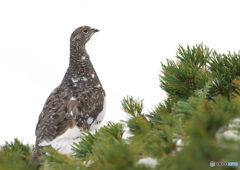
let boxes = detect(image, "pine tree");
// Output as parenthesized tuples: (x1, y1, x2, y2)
(1, 43, 240, 169)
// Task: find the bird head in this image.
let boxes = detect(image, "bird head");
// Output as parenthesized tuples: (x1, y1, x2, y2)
(70, 26, 99, 45)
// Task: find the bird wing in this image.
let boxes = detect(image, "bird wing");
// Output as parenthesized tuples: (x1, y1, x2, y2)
(35, 86, 105, 144)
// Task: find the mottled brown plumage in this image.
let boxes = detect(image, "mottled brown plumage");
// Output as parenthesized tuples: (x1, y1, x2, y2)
(32, 26, 106, 165)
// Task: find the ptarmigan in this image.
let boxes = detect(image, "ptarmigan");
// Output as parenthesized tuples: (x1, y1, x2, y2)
(32, 26, 106, 165)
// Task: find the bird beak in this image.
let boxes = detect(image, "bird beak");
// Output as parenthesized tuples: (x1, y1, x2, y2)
(91, 28, 99, 33)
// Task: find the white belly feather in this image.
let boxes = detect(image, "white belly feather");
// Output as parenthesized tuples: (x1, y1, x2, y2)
(39, 97, 106, 154)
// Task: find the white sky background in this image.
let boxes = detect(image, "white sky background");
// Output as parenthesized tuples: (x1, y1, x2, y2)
(0, 0, 240, 145)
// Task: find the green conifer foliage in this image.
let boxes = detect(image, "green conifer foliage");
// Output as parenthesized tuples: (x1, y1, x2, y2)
(1, 43, 240, 169)
(169, 96, 240, 170)
(0, 138, 37, 170)
(160, 44, 211, 100)
(208, 51, 240, 99)
(72, 122, 124, 161)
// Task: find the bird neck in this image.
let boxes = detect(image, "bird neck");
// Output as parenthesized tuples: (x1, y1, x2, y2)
(68, 44, 94, 73)
(69, 44, 88, 64)
(61, 44, 99, 87)
(59, 43, 102, 93)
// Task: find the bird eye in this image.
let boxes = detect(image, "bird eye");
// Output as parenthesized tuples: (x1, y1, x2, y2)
(83, 29, 88, 33)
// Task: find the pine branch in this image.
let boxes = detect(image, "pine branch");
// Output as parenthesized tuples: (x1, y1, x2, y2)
(207, 51, 240, 99)
(121, 95, 144, 116)
(41, 146, 84, 169)
(0, 138, 37, 170)
(147, 98, 174, 124)
(121, 96, 151, 134)
(72, 131, 96, 161)
(160, 44, 211, 100)
(72, 122, 124, 162)
(176, 43, 212, 70)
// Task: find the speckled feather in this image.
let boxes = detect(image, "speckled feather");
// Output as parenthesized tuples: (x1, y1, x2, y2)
(32, 26, 105, 165)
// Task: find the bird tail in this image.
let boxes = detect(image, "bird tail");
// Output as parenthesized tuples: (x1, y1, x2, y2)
(32, 144, 44, 168)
